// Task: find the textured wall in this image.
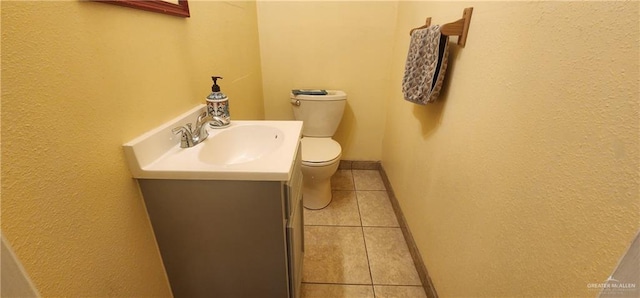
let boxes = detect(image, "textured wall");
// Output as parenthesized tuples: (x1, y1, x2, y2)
(256, 1, 397, 160)
(382, 1, 639, 297)
(1, 1, 264, 296)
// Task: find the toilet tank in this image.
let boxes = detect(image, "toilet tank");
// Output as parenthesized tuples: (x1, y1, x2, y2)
(291, 90, 347, 137)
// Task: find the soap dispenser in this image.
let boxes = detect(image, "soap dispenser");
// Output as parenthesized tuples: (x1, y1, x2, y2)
(206, 76, 230, 128)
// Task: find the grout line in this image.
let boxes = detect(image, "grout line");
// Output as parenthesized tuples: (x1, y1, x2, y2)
(304, 225, 402, 230)
(302, 282, 372, 286)
(303, 224, 363, 228)
(370, 284, 427, 287)
(302, 282, 424, 287)
(304, 224, 401, 228)
(351, 168, 358, 192)
(360, 226, 402, 230)
(352, 169, 378, 295)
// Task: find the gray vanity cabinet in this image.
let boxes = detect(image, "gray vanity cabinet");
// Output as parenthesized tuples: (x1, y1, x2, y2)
(138, 147, 303, 298)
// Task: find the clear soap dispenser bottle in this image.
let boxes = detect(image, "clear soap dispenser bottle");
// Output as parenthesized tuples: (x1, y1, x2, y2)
(206, 76, 230, 128)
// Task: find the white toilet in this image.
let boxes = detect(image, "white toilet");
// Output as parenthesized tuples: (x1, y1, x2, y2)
(290, 90, 347, 209)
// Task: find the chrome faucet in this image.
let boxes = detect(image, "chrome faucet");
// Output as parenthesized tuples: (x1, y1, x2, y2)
(172, 111, 230, 148)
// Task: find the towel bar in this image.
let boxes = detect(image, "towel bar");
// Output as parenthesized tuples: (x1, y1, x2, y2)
(409, 7, 473, 47)
(409, 17, 432, 36)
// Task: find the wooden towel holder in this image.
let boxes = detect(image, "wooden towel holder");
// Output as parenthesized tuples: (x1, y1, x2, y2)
(409, 7, 474, 47)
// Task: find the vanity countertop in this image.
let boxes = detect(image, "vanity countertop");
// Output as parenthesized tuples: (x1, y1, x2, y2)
(123, 105, 302, 181)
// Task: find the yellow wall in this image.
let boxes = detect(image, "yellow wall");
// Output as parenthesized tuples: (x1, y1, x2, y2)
(256, 1, 397, 160)
(1, 1, 263, 296)
(382, 1, 639, 297)
(4, 1, 639, 296)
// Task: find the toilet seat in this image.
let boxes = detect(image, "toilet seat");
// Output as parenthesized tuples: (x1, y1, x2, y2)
(300, 137, 341, 167)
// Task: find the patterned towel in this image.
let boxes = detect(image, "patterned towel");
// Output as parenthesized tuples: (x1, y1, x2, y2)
(402, 25, 449, 105)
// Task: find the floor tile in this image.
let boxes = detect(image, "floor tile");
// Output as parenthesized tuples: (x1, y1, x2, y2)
(374, 285, 427, 298)
(363, 227, 421, 286)
(331, 170, 355, 190)
(303, 226, 372, 284)
(357, 191, 399, 227)
(302, 283, 375, 298)
(353, 170, 386, 190)
(304, 191, 361, 226)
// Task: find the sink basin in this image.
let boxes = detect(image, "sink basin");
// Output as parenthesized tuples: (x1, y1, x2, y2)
(198, 125, 284, 165)
(123, 105, 302, 181)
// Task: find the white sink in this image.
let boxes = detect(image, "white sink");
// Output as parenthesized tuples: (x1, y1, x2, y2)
(198, 125, 284, 165)
(123, 105, 302, 181)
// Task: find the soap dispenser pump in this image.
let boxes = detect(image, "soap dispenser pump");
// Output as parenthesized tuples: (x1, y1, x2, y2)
(206, 76, 230, 128)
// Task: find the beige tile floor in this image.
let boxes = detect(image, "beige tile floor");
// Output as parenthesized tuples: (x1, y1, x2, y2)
(302, 169, 427, 298)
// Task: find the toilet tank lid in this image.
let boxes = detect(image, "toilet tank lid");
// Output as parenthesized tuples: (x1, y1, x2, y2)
(301, 137, 342, 163)
(291, 90, 347, 101)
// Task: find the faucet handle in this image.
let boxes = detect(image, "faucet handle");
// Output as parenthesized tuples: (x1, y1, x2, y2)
(211, 116, 230, 127)
(172, 125, 194, 148)
(196, 111, 208, 125)
(172, 126, 187, 134)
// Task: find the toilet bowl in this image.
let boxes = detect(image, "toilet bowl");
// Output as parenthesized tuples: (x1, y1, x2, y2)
(290, 90, 347, 209)
(300, 137, 342, 209)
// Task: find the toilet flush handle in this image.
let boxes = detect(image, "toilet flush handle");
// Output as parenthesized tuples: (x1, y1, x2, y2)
(290, 98, 300, 106)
